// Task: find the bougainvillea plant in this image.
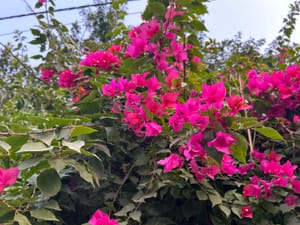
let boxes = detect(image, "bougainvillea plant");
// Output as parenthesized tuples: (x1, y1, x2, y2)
(51, 1, 299, 224)
(1, 0, 300, 224)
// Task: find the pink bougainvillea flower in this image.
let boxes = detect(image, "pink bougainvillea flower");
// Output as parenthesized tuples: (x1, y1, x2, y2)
(201, 164, 220, 180)
(146, 75, 161, 93)
(183, 133, 206, 160)
(187, 113, 209, 131)
(125, 93, 142, 108)
(140, 18, 160, 40)
(0, 167, 19, 193)
(285, 195, 298, 206)
(144, 97, 163, 117)
(286, 64, 300, 77)
(291, 180, 300, 194)
(243, 184, 261, 198)
(58, 69, 80, 88)
(108, 44, 122, 53)
(221, 154, 238, 176)
(201, 81, 226, 109)
(80, 50, 121, 72)
(145, 121, 162, 137)
(293, 115, 300, 124)
(102, 80, 120, 97)
(241, 206, 253, 219)
(251, 149, 266, 161)
(250, 176, 260, 185)
(38, 0, 46, 3)
(227, 95, 251, 115)
(238, 163, 255, 175)
(158, 153, 184, 172)
(125, 37, 147, 58)
(207, 131, 235, 154)
(123, 107, 147, 130)
(89, 209, 119, 225)
(72, 86, 89, 103)
(171, 40, 188, 62)
(131, 72, 148, 87)
(260, 160, 280, 175)
(189, 159, 205, 181)
(165, 66, 181, 88)
(192, 56, 201, 64)
(161, 92, 179, 109)
(280, 161, 297, 178)
(273, 177, 289, 187)
(261, 180, 273, 198)
(267, 151, 282, 161)
(165, 4, 184, 21)
(246, 70, 271, 96)
(41, 69, 55, 83)
(169, 114, 185, 132)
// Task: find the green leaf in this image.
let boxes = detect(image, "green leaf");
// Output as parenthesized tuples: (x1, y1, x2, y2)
(256, 126, 284, 141)
(218, 205, 231, 218)
(208, 190, 222, 207)
(231, 117, 261, 130)
(87, 158, 104, 186)
(4, 136, 28, 151)
(196, 189, 208, 200)
(30, 131, 55, 146)
(62, 140, 85, 153)
(0, 201, 14, 223)
(71, 126, 97, 137)
(17, 142, 51, 153)
(56, 127, 71, 140)
(231, 207, 241, 219)
(230, 132, 248, 163)
(47, 117, 76, 127)
(93, 143, 111, 157)
(0, 140, 11, 152)
(143, 2, 166, 20)
(65, 159, 94, 185)
(44, 200, 61, 211)
(14, 212, 32, 225)
(30, 209, 59, 221)
(37, 169, 61, 197)
(129, 211, 141, 222)
(18, 157, 43, 170)
(48, 159, 67, 172)
(115, 203, 135, 217)
(9, 123, 30, 132)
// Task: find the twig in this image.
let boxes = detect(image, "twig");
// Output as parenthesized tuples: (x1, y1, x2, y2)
(0, 42, 34, 75)
(112, 163, 134, 204)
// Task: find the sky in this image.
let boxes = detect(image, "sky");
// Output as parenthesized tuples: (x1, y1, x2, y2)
(0, 0, 299, 58)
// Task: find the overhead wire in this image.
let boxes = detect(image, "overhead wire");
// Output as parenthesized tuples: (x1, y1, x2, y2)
(0, 11, 141, 37)
(0, 0, 139, 21)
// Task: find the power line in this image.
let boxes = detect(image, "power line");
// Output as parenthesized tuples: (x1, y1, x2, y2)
(0, 0, 139, 21)
(0, 11, 141, 37)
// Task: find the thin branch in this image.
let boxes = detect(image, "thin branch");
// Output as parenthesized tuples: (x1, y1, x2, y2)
(112, 163, 134, 204)
(0, 42, 35, 75)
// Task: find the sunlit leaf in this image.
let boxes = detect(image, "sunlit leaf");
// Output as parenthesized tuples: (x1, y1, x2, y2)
(17, 142, 51, 153)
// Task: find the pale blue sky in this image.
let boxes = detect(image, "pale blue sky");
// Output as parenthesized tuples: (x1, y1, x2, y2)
(0, 0, 298, 56)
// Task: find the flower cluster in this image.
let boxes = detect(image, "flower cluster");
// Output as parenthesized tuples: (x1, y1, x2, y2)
(40, 69, 56, 83)
(80, 50, 121, 72)
(242, 150, 298, 200)
(0, 167, 19, 194)
(89, 210, 119, 225)
(58, 69, 81, 88)
(247, 65, 300, 119)
(98, 5, 258, 183)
